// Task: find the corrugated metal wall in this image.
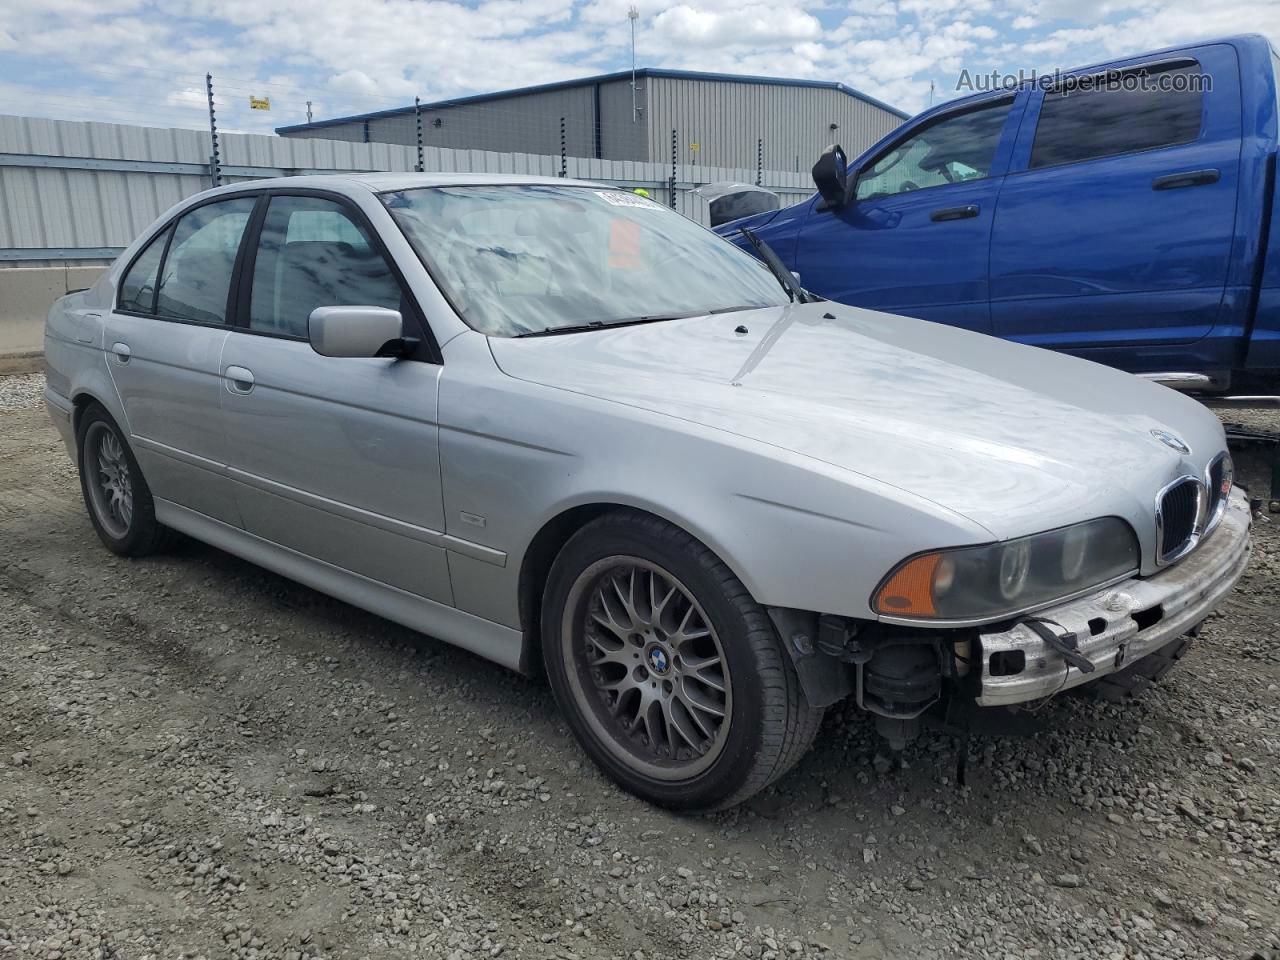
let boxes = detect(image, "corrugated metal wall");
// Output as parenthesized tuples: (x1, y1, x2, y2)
(0, 117, 210, 266)
(279, 76, 903, 170)
(370, 85, 601, 158)
(287, 79, 651, 162)
(0, 113, 813, 266)
(598, 78, 649, 161)
(645, 77, 902, 171)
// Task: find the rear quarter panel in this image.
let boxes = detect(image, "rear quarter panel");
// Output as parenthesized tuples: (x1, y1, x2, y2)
(44, 282, 122, 453)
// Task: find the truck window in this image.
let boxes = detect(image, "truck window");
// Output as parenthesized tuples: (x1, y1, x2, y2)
(1274, 51, 1280, 116)
(854, 100, 1011, 202)
(1029, 61, 1203, 169)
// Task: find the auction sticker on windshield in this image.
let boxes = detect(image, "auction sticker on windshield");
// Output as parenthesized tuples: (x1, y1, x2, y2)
(596, 191, 658, 208)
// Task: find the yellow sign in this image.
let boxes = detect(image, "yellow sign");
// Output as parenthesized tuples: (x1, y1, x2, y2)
(249, 96, 271, 111)
(689, 141, 700, 151)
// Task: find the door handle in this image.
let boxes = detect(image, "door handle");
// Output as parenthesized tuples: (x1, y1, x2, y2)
(110, 342, 131, 363)
(224, 365, 255, 394)
(1152, 168, 1219, 190)
(930, 204, 980, 222)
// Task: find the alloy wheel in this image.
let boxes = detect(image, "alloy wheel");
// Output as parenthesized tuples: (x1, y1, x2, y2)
(562, 557, 732, 780)
(85, 421, 133, 539)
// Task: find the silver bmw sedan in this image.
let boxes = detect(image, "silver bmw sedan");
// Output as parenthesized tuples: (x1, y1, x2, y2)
(43, 174, 1250, 810)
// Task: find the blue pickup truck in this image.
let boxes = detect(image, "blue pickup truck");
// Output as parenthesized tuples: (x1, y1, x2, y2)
(719, 34, 1280, 393)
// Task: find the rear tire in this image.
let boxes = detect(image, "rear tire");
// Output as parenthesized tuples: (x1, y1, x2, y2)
(1083, 634, 1194, 702)
(76, 404, 173, 557)
(541, 511, 822, 811)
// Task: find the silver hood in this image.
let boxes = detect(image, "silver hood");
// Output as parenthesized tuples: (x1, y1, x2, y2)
(489, 302, 1227, 551)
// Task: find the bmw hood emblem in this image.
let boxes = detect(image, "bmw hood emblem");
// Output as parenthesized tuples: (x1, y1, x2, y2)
(1150, 429, 1190, 455)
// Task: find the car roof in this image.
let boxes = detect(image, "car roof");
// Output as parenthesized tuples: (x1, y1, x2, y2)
(203, 172, 608, 197)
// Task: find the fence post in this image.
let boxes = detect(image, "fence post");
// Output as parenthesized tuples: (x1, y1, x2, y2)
(559, 117, 567, 177)
(415, 97, 424, 172)
(756, 138, 763, 187)
(205, 73, 221, 188)
(669, 129, 677, 209)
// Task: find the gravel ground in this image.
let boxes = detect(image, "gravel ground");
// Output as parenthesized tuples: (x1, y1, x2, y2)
(1, 373, 1277, 960)
(0, 372, 45, 412)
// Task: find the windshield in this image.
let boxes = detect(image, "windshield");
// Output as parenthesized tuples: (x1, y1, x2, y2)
(381, 184, 789, 337)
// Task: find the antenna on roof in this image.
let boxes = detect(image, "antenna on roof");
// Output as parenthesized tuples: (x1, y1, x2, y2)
(628, 6, 640, 123)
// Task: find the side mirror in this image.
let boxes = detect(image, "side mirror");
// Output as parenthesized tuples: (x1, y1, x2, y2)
(307, 306, 410, 359)
(811, 144, 849, 209)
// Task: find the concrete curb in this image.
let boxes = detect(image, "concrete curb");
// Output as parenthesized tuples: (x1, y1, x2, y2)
(0, 353, 45, 376)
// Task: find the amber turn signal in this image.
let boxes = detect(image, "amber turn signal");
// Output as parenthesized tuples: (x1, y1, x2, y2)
(874, 553, 941, 617)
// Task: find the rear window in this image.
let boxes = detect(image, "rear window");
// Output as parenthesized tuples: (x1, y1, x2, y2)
(1030, 60, 1204, 169)
(117, 227, 168, 314)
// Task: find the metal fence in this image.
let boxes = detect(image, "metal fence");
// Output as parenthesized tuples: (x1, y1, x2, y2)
(0, 113, 816, 267)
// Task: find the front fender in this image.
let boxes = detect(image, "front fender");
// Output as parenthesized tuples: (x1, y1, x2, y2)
(437, 332, 990, 630)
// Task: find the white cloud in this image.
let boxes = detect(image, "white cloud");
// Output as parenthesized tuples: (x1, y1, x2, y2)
(652, 5, 823, 47)
(0, 0, 1276, 133)
(164, 86, 209, 110)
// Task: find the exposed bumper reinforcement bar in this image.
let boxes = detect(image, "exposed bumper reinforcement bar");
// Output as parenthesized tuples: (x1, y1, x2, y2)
(977, 488, 1252, 707)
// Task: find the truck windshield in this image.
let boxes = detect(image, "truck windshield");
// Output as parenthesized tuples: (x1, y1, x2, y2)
(382, 184, 789, 337)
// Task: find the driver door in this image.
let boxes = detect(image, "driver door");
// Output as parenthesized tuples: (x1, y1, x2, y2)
(794, 93, 1026, 333)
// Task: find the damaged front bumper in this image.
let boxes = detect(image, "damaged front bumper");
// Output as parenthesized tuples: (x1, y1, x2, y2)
(977, 488, 1252, 707)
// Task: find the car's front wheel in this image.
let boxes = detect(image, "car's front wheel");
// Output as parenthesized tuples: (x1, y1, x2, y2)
(542, 511, 822, 811)
(76, 404, 172, 556)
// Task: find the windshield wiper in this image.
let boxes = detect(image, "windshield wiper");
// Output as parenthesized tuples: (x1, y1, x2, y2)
(739, 227, 811, 304)
(514, 314, 691, 338)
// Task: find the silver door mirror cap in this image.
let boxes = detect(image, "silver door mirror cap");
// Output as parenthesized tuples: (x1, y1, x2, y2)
(308, 306, 403, 359)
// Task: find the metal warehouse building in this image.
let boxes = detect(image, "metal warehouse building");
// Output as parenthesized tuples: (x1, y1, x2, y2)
(277, 69, 907, 174)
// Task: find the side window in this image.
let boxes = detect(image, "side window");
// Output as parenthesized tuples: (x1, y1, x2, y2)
(117, 227, 169, 314)
(155, 197, 256, 325)
(855, 101, 1012, 202)
(1029, 61, 1203, 169)
(248, 195, 408, 339)
(1272, 51, 1280, 117)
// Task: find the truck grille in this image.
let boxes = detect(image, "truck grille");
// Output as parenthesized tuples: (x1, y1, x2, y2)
(1157, 478, 1201, 563)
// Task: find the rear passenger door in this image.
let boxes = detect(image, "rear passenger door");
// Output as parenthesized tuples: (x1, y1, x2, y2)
(990, 46, 1241, 368)
(105, 193, 258, 526)
(218, 191, 453, 605)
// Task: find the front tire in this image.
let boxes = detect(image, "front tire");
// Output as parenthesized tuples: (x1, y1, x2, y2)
(541, 511, 822, 811)
(76, 404, 172, 556)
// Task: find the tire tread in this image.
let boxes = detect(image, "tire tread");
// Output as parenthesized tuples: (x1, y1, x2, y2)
(554, 511, 823, 811)
(76, 403, 175, 557)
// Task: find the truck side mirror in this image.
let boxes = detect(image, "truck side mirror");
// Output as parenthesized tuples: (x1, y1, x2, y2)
(812, 144, 849, 209)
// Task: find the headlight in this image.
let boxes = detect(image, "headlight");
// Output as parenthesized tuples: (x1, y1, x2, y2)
(873, 518, 1139, 622)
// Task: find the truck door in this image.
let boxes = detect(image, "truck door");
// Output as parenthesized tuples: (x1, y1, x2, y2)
(989, 45, 1242, 373)
(793, 93, 1024, 334)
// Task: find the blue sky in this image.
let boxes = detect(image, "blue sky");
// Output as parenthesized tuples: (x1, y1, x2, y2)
(0, 0, 1275, 137)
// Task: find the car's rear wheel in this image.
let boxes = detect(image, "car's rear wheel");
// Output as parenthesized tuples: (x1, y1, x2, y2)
(542, 511, 822, 811)
(76, 404, 172, 556)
